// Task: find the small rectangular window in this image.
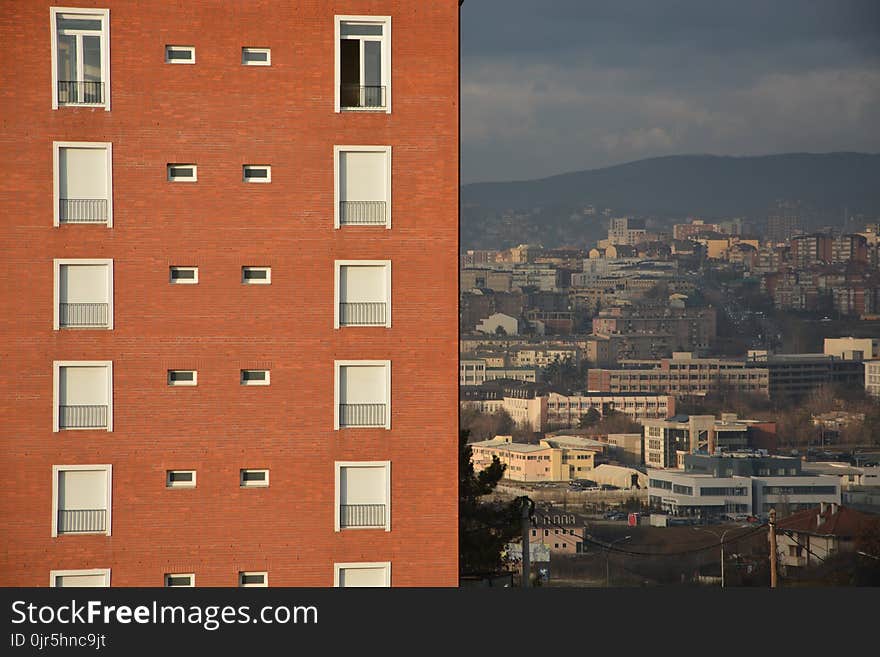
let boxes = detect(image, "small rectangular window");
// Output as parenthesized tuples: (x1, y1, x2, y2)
(166, 470, 196, 488)
(240, 469, 269, 488)
(239, 571, 268, 587)
(241, 370, 270, 386)
(165, 45, 195, 64)
(167, 164, 197, 182)
(165, 573, 194, 587)
(169, 266, 198, 284)
(243, 165, 271, 183)
(168, 370, 197, 386)
(242, 48, 271, 66)
(241, 266, 271, 284)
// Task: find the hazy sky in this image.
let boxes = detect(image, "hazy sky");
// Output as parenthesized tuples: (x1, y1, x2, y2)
(461, 0, 880, 184)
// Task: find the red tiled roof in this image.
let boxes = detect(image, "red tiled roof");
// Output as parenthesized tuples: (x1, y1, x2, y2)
(777, 505, 880, 537)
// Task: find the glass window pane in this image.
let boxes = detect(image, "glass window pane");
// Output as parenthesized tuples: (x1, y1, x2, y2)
(58, 34, 77, 81)
(341, 23, 383, 37)
(58, 16, 103, 31)
(363, 41, 382, 86)
(244, 168, 268, 178)
(83, 36, 102, 81)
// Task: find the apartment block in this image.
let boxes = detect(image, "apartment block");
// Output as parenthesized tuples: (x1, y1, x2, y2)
(2, 2, 460, 587)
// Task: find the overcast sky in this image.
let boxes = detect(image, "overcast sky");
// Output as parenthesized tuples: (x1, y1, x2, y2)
(460, 0, 880, 184)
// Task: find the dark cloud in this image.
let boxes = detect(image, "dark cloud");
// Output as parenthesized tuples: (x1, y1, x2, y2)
(461, 0, 880, 183)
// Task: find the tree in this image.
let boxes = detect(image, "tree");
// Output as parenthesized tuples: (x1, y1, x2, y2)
(459, 430, 521, 576)
(495, 325, 508, 336)
(579, 407, 601, 429)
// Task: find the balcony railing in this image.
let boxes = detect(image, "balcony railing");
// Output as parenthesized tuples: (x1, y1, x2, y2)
(58, 509, 106, 534)
(340, 504, 386, 528)
(339, 302, 386, 326)
(339, 201, 386, 225)
(340, 84, 386, 109)
(339, 403, 386, 428)
(59, 405, 108, 429)
(58, 80, 104, 105)
(60, 303, 109, 328)
(60, 198, 108, 224)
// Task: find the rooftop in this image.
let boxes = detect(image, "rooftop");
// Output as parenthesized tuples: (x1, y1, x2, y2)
(777, 504, 880, 537)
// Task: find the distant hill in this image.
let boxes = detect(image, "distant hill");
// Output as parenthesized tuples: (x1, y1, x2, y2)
(460, 152, 880, 249)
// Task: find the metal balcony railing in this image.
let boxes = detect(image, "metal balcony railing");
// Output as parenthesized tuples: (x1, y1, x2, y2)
(340, 504, 386, 528)
(58, 509, 106, 533)
(339, 403, 386, 428)
(59, 405, 108, 429)
(60, 303, 109, 328)
(339, 200, 386, 225)
(339, 302, 386, 326)
(60, 198, 108, 223)
(340, 84, 386, 109)
(58, 80, 104, 105)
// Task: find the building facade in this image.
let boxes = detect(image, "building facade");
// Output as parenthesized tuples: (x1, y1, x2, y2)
(2, 2, 460, 587)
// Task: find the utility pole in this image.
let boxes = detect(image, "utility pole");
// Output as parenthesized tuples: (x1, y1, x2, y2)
(769, 508, 778, 589)
(521, 496, 532, 588)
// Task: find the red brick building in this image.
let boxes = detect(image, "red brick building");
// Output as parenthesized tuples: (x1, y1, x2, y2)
(1, 1, 460, 587)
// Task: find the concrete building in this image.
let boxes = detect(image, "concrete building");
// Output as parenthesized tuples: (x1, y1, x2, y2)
(776, 504, 880, 569)
(607, 217, 647, 246)
(460, 268, 513, 293)
(648, 471, 754, 517)
(824, 337, 880, 361)
(643, 414, 756, 469)
(592, 306, 717, 353)
(469, 435, 604, 483)
(602, 433, 644, 466)
(2, 1, 460, 587)
(866, 360, 880, 398)
(673, 220, 721, 241)
(476, 313, 519, 336)
(529, 512, 586, 554)
(546, 391, 675, 429)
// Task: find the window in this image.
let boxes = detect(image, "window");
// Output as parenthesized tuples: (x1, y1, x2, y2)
(51, 7, 110, 109)
(242, 266, 271, 284)
(334, 146, 391, 228)
(334, 361, 391, 429)
(52, 465, 112, 537)
(165, 45, 195, 64)
(334, 562, 391, 587)
(242, 47, 271, 66)
(165, 574, 194, 587)
(335, 16, 391, 112)
(239, 572, 267, 587)
(240, 370, 270, 386)
(240, 469, 269, 488)
(167, 164, 197, 182)
(168, 370, 197, 386)
(335, 462, 390, 531)
(51, 569, 111, 587)
(335, 261, 391, 327)
(53, 361, 112, 431)
(169, 266, 198, 284)
(54, 259, 113, 329)
(53, 142, 113, 226)
(166, 470, 196, 489)
(243, 165, 271, 183)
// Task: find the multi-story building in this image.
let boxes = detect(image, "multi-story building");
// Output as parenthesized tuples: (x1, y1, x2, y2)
(824, 337, 880, 361)
(673, 219, 721, 241)
(3, 2, 460, 588)
(642, 414, 757, 469)
(546, 391, 675, 429)
(592, 306, 717, 353)
(767, 200, 802, 244)
(469, 435, 604, 483)
(866, 360, 880, 398)
(607, 217, 647, 246)
(459, 359, 536, 386)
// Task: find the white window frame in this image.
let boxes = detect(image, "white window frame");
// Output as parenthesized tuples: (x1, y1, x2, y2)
(167, 164, 197, 182)
(242, 47, 271, 66)
(239, 571, 268, 587)
(50, 7, 111, 111)
(165, 573, 195, 587)
(165, 45, 195, 64)
(240, 369, 270, 386)
(51, 464, 112, 537)
(333, 562, 391, 587)
(167, 370, 198, 386)
(53, 360, 113, 432)
(334, 15, 391, 114)
(240, 469, 269, 488)
(50, 568, 111, 587)
(333, 145, 391, 229)
(333, 360, 391, 430)
(53, 142, 113, 227)
(334, 260, 392, 328)
(169, 266, 199, 284)
(53, 258, 114, 330)
(243, 164, 271, 183)
(166, 470, 196, 489)
(241, 266, 271, 285)
(334, 461, 391, 532)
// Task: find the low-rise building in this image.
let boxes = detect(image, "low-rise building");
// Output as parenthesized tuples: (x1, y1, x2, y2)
(823, 337, 880, 361)
(776, 503, 880, 569)
(546, 391, 675, 429)
(476, 313, 519, 336)
(469, 435, 605, 482)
